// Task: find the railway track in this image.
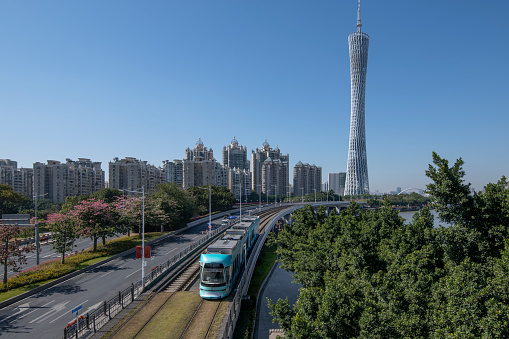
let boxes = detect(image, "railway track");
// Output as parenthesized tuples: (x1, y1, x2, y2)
(106, 206, 288, 339)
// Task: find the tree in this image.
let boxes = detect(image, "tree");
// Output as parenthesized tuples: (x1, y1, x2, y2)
(114, 195, 168, 234)
(71, 198, 115, 252)
(0, 184, 29, 215)
(154, 183, 197, 228)
(46, 213, 79, 264)
(0, 223, 34, 284)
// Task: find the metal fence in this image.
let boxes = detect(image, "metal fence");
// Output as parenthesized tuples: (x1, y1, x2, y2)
(63, 223, 229, 339)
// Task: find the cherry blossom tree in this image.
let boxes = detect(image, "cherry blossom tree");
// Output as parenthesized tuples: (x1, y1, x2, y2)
(72, 198, 116, 252)
(0, 223, 35, 284)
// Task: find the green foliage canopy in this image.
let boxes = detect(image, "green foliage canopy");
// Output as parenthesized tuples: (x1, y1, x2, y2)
(268, 153, 509, 338)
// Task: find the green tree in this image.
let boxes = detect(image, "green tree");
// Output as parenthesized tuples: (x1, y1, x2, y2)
(0, 184, 29, 215)
(154, 183, 197, 229)
(46, 213, 79, 264)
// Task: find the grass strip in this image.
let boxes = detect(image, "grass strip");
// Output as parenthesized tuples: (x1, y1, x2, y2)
(233, 243, 278, 339)
(136, 291, 202, 339)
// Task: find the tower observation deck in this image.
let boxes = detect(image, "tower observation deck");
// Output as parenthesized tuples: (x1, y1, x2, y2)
(345, 1, 370, 195)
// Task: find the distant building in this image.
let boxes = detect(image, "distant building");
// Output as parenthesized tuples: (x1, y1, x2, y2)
(222, 137, 250, 171)
(251, 140, 289, 196)
(0, 159, 33, 198)
(227, 167, 252, 201)
(329, 172, 346, 195)
(109, 157, 163, 194)
(293, 162, 322, 196)
(34, 158, 105, 202)
(162, 159, 184, 187)
(183, 139, 227, 189)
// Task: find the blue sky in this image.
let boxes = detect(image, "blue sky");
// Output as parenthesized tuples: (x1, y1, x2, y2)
(1, 1, 508, 193)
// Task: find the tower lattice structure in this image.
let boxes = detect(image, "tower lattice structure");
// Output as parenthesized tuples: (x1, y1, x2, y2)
(345, 1, 370, 196)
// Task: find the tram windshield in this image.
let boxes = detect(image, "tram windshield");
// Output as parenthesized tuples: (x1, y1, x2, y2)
(201, 263, 226, 286)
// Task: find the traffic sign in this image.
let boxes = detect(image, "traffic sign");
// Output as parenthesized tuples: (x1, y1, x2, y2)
(71, 305, 82, 314)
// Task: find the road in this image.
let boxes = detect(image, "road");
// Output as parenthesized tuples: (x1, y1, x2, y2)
(0, 212, 241, 339)
(4, 235, 117, 279)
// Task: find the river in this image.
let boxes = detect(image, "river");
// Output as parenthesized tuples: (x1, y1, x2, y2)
(398, 209, 451, 228)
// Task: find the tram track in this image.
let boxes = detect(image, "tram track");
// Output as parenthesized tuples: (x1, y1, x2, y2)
(106, 206, 288, 339)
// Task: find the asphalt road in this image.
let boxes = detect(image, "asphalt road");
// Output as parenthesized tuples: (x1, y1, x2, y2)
(3, 235, 118, 280)
(0, 214, 237, 339)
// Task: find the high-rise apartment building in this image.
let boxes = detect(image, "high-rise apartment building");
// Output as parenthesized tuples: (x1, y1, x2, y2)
(227, 167, 252, 201)
(0, 159, 33, 197)
(345, 2, 370, 196)
(183, 139, 227, 189)
(329, 172, 346, 195)
(33, 158, 104, 202)
(251, 140, 289, 196)
(293, 162, 322, 196)
(109, 157, 163, 194)
(162, 159, 183, 187)
(222, 137, 250, 171)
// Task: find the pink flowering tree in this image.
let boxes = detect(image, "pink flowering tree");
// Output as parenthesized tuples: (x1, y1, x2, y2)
(71, 198, 116, 252)
(114, 195, 169, 236)
(0, 223, 35, 284)
(46, 212, 79, 264)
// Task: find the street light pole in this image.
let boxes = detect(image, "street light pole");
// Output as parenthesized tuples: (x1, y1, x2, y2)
(34, 192, 48, 265)
(301, 188, 304, 203)
(256, 184, 261, 210)
(120, 187, 146, 289)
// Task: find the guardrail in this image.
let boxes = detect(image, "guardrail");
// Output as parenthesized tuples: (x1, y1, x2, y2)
(63, 223, 230, 339)
(217, 206, 299, 339)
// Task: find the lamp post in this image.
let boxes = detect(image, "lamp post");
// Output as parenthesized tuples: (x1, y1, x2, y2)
(255, 184, 262, 210)
(287, 186, 290, 204)
(301, 188, 304, 203)
(120, 187, 146, 289)
(197, 186, 212, 233)
(272, 185, 277, 208)
(34, 192, 48, 265)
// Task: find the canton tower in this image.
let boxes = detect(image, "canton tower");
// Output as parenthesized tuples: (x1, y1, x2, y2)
(345, 0, 370, 195)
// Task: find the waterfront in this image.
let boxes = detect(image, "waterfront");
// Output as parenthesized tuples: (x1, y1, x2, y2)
(398, 209, 450, 228)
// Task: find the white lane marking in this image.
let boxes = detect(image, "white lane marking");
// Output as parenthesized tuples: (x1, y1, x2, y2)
(164, 248, 177, 256)
(84, 301, 103, 315)
(17, 300, 55, 321)
(125, 268, 141, 279)
(4, 303, 30, 321)
(49, 300, 88, 324)
(191, 235, 200, 240)
(29, 300, 71, 324)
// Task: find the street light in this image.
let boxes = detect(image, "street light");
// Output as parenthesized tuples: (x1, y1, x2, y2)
(255, 184, 262, 210)
(301, 188, 304, 203)
(34, 192, 48, 265)
(119, 186, 147, 289)
(197, 186, 212, 233)
(272, 185, 277, 208)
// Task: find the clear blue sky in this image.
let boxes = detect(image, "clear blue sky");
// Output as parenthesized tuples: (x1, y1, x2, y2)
(1, 1, 508, 193)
